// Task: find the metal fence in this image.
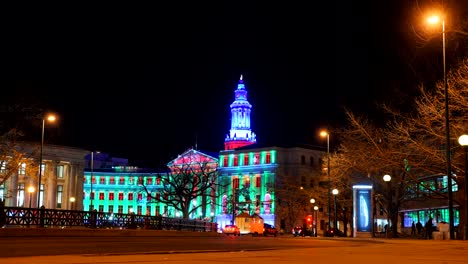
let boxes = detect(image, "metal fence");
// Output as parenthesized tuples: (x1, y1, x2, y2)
(0, 206, 217, 232)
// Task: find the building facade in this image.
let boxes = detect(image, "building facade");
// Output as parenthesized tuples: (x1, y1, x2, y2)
(1, 143, 88, 210)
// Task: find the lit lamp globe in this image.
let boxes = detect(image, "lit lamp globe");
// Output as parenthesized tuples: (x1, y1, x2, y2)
(383, 174, 391, 182)
(458, 135, 468, 147)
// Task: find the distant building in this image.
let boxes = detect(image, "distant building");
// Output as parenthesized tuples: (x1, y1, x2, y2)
(1, 143, 88, 210)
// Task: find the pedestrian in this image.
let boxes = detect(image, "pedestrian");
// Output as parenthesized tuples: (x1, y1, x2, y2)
(411, 221, 416, 236)
(416, 221, 422, 235)
(425, 217, 433, 239)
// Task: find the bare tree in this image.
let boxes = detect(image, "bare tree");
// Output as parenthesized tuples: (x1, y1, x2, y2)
(330, 57, 468, 237)
(140, 157, 220, 219)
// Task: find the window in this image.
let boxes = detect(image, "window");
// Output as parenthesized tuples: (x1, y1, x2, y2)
(233, 178, 240, 189)
(243, 176, 250, 188)
(310, 157, 314, 166)
(90, 191, 95, 200)
(128, 193, 134, 201)
(244, 155, 249, 166)
(128, 206, 133, 214)
(301, 176, 306, 186)
(233, 156, 238, 166)
(156, 176, 161, 185)
(147, 193, 152, 201)
(118, 192, 124, 200)
(310, 179, 314, 188)
(56, 185, 63, 208)
(0, 161, 6, 174)
(254, 153, 260, 165)
(266, 153, 271, 164)
(146, 205, 151, 215)
(223, 156, 228, 167)
(137, 205, 142, 215)
(99, 192, 104, 200)
(18, 163, 26, 175)
(146, 177, 153, 185)
(98, 205, 104, 212)
(57, 165, 64, 178)
(91, 176, 96, 184)
(138, 177, 143, 184)
(301, 155, 306, 165)
(109, 192, 114, 200)
(119, 177, 125, 185)
(39, 184, 44, 207)
(0, 183, 4, 201)
(99, 177, 105, 184)
(156, 193, 160, 200)
(155, 205, 160, 216)
(256, 176, 261, 188)
(108, 205, 114, 213)
(110, 177, 115, 184)
(17, 183, 25, 207)
(118, 205, 123, 214)
(138, 193, 142, 201)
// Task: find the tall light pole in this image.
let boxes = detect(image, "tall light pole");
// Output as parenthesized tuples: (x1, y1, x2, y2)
(427, 13, 454, 240)
(37, 114, 56, 209)
(320, 130, 331, 230)
(90, 151, 99, 211)
(313, 205, 319, 237)
(310, 198, 315, 236)
(332, 188, 338, 236)
(383, 174, 391, 238)
(458, 134, 468, 240)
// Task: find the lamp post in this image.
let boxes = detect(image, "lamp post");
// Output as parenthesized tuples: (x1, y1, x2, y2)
(427, 13, 454, 240)
(27, 186, 35, 209)
(320, 130, 331, 230)
(37, 114, 57, 209)
(383, 174, 391, 238)
(69, 197, 75, 210)
(332, 188, 338, 236)
(314, 205, 319, 237)
(310, 198, 315, 236)
(458, 134, 468, 240)
(90, 151, 99, 211)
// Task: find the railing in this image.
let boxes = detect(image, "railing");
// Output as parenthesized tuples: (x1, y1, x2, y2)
(0, 206, 217, 232)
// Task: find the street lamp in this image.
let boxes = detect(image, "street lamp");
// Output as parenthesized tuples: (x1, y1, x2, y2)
(27, 186, 35, 209)
(320, 130, 331, 230)
(90, 151, 100, 211)
(313, 205, 319, 237)
(310, 198, 315, 236)
(427, 13, 454, 240)
(37, 114, 57, 209)
(69, 197, 76, 210)
(332, 188, 338, 236)
(383, 174, 391, 238)
(458, 134, 468, 240)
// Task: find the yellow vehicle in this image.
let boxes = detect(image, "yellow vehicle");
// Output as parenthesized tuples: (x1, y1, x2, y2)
(235, 213, 264, 236)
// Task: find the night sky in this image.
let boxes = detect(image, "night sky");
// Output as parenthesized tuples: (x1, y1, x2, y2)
(2, 1, 468, 168)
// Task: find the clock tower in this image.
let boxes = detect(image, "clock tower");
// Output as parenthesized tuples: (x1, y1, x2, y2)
(224, 75, 257, 150)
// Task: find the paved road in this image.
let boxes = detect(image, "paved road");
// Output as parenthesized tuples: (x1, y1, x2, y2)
(2, 234, 468, 264)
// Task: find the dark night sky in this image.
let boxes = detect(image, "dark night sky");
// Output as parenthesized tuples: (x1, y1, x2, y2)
(2, 1, 467, 168)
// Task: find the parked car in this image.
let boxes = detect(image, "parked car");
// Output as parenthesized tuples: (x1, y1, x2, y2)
(292, 226, 312, 237)
(263, 223, 278, 237)
(325, 228, 345, 237)
(223, 224, 240, 236)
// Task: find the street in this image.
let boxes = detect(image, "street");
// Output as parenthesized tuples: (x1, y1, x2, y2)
(1, 235, 468, 264)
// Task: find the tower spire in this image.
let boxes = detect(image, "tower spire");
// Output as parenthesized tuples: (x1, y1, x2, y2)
(224, 76, 256, 150)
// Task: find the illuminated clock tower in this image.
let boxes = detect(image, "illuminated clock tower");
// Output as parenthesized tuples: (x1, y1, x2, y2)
(224, 75, 257, 150)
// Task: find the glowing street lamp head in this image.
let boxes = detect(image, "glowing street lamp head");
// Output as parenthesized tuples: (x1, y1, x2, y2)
(332, 189, 339, 195)
(458, 135, 468, 147)
(383, 174, 392, 182)
(427, 15, 441, 25)
(69, 197, 76, 202)
(46, 114, 57, 123)
(27, 186, 35, 193)
(310, 198, 315, 204)
(320, 131, 328, 138)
